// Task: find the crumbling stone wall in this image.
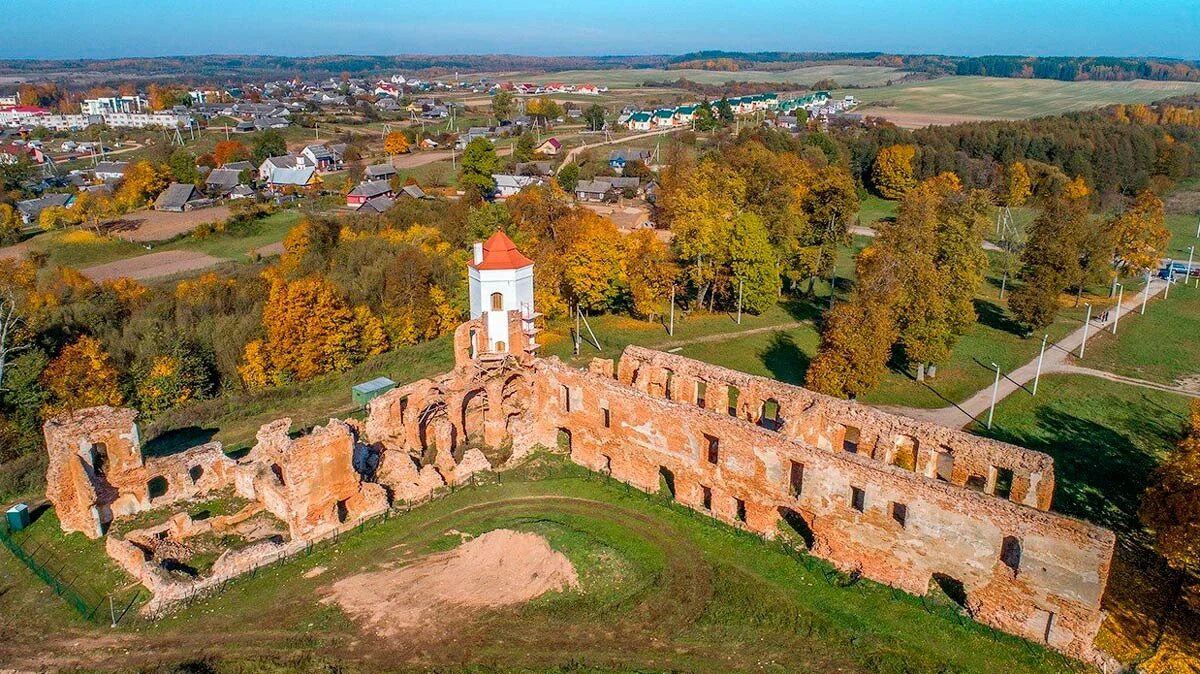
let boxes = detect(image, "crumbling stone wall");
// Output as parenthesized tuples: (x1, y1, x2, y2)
(237, 418, 389, 539)
(44, 407, 236, 538)
(520, 352, 1114, 661)
(617, 346, 1055, 509)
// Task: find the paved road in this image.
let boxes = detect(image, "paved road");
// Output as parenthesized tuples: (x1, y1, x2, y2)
(883, 277, 1170, 428)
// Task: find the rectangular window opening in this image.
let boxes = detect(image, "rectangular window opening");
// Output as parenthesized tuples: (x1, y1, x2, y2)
(842, 426, 860, 454)
(992, 467, 1014, 499)
(850, 486, 866, 512)
(789, 461, 804, 498)
(734, 497, 747, 523)
(891, 502, 907, 527)
(695, 381, 707, 409)
(701, 485, 712, 510)
(561, 384, 571, 412)
(705, 434, 720, 464)
(601, 405, 611, 428)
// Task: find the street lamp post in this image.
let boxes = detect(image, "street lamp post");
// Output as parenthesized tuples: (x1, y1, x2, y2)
(1079, 303, 1092, 358)
(1141, 270, 1152, 314)
(1112, 283, 1124, 334)
(1033, 334, 1048, 396)
(987, 362, 1001, 430)
(1190, 245, 1196, 287)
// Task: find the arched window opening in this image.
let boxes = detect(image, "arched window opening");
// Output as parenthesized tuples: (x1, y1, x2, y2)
(490, 292, 504, 311)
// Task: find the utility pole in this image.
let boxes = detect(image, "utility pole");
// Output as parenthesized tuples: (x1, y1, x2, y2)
(1033, 334, 1048, 396)
(1112, 283, 1124, 334)
(1189, 245, 1196, 287)
(736, 279, 743, 325)
(987, 362, 1001, 430)
(1079, 303, 1092, 358)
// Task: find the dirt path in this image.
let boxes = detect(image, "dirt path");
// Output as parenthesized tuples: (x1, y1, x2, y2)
(1048, 363, 1200, 399)
(82, 250, 229, 282)
(557, 126, 681, 173)
(656, 321, 810, 351)
(884, 278, 1171, 428)
(111, 206, 232, 243)
(849, 224, 1003, 252)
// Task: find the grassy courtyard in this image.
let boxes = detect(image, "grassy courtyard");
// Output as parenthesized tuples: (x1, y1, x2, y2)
(0, 455, 1082, 674)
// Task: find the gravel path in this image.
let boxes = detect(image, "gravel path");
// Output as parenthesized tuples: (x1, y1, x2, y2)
(82, 250, 229, 282)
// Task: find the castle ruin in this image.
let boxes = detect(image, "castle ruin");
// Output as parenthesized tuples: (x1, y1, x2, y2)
(42, 230, 1114, 660)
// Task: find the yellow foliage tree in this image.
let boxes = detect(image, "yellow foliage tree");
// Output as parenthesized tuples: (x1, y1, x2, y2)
(115, 160, 168, 210)
(38, 204, 73, 231)
(560, 211, 626, 311)
(1065, 176, 1090, 201)
(623, 229, 678, 320)
(1001, 162, 1032, 207)
(40, 335, 124, 417)
(237, 339, 272, 390)
(871, 144, 918, 199)
(383, 132, 410, 155)
(1111, 189, 1169, 275)
(0, 204, 21, 245)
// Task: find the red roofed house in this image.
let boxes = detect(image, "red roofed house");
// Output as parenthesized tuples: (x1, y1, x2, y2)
(535, 137, 561, 156)
(468, 230, 535, 353)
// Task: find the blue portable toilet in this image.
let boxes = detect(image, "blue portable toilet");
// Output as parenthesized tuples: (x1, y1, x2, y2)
(6, 503, 29, 532)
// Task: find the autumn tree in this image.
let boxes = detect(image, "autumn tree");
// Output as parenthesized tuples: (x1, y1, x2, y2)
(623, 229, 677, 320)
(728, 212, 779, 314)
(807, 246, 900, 398)
(459, 137, 500, 195)
(1110, 189, 1169, 276)
(134, 341, 215, 415)
(527, 96, 563, 124)
(1001, 162, 1032, 207)
(556, 162, 579, 192)
(0, 204, 20, 246)
(384, 131, 410, 155)
(871, 144, 918, 199)
(39, 335, 123, 416)
(115, 160, 169, 210)
(244, 275, 387, 386)
(559, 210, 626, 311)
(212, 140, 249, 167)
(1140, 400, 1200, 579)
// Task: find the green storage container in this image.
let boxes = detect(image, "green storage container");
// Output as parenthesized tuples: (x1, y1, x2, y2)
(352, 377, 396, 407)
(6, 503, 29, 532)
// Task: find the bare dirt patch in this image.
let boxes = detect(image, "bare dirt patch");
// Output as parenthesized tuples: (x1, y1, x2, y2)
(82, 250, 227, 282)
(323, 529, 578, 635)
(104, 206, 232, 243)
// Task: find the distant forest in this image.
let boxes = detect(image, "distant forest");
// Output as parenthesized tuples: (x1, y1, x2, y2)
(1, 50, 1199, 85)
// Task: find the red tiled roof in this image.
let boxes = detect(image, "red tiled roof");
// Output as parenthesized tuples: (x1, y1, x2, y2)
(470, 230, 533, 270)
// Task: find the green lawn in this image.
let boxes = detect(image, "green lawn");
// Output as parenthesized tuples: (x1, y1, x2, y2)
(4, 229, 147, 269)
(1072, 282, 1200, 386)
(0, 455, 1080, 674)
(856, 195, 897, 227)
(164, 209, 303, 259)
(846, 76, 1200, 119)
(969, 375, 1198, 667)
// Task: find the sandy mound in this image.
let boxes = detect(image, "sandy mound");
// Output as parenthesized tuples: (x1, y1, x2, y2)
(323, 529, 578, 634)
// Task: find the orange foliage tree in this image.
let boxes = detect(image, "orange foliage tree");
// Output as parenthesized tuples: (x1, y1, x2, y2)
(39, 335, 124, 417)
(213, 140, 249, 167)
(383, 132, 410, 155)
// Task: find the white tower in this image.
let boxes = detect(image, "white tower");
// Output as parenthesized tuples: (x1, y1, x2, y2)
(468, 230, 535, 353)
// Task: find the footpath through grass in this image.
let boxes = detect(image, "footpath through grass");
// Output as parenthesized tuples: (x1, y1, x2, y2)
(0, 455, 1084, 674)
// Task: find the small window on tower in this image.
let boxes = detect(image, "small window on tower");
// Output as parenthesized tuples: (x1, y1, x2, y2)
(490, 292, 503, 311)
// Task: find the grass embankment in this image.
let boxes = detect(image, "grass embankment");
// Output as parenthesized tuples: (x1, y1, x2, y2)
(973, 375, 1199, 672)
(0, 455, 1081, 674)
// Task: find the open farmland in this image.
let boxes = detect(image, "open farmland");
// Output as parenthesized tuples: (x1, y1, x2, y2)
(484, 65, 905, 88)
(847, 76, 1200, 124)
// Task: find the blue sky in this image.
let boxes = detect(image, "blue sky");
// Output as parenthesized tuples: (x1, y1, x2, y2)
(1, 0, 1197, 60)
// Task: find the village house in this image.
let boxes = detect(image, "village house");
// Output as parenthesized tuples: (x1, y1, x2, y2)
(574, 179, 615, 202)
(356, 195, 394, 213)
(204, 167, 243, 197)
(16, 193, 74, 224)
(363, 163, 397, 181)
(154, 183, 209, 212)
(93, 161, 130, 182)
(609, 149, 651, 172)
(302, 144, 343, 172)
(346, 179, 394, 207)
(535, 138, 561, 156)
(258, 154, 315, 183)
(491, 174, 541, 199)
(625, 111, 653, 131)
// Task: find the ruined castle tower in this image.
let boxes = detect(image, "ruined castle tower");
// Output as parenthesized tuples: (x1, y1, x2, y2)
(467, 230, 536, 356)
